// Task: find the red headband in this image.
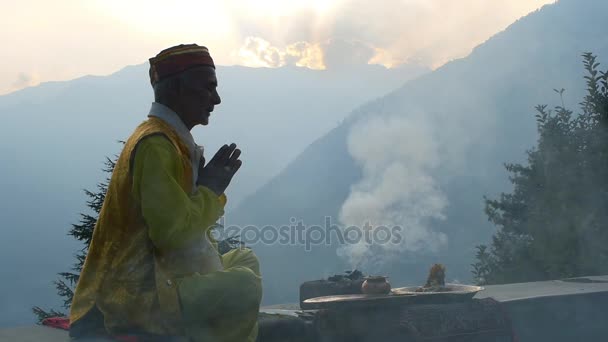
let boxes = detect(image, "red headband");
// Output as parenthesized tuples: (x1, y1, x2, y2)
(149, 44, 215, 85)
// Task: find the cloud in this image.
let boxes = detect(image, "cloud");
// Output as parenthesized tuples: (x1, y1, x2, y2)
(237, 37, 285, 68)
(236, 36, 379, 70)
(229, 0, 556, 69)
(236, 37, 325, 69)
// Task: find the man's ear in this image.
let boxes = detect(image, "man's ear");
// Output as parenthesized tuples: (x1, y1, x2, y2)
(171, 77, 182, 97)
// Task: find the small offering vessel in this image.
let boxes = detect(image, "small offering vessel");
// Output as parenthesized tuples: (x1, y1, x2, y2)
(361, 276, 391, 295)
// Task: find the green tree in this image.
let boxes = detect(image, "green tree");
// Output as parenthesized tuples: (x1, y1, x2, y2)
(473, 53, 608, 285)
(33, 155, 117, 322)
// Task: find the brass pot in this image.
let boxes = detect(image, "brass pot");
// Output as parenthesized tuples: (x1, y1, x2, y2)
(361, 276, 391, 295)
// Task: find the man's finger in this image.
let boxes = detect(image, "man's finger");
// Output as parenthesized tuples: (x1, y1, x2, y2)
(216, 143, 237, 163)
(209, 144, 229, 163)
(227, 148, 241, 165)
(230, 159, 242, 174)
(225, 143, 237, 159)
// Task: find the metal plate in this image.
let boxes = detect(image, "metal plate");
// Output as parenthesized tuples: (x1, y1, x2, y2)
(302, 293, 415, 310)
(392, 283, 484, 297)
(302, 284, 484, 310)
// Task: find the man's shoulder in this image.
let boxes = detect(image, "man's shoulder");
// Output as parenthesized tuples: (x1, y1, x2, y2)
(131, 118, 187, 147)
(135, 133, 176, 153)
(121, 120, 180, 172)
(125, 119, 174, 148)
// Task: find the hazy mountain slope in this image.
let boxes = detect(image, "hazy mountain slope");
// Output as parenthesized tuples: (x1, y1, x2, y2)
(232, 0, 608, 304)
(0, 63, 426, 326)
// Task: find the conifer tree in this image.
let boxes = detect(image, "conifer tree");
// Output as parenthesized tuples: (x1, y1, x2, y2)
(33, 155, 116, 322)
(473, 53, 608, 285)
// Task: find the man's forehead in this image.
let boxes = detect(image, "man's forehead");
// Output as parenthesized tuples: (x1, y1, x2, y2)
(186, 66, 217, 84)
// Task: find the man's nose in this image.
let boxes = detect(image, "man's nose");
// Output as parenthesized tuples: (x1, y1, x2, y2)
(214, 90, 221, 105)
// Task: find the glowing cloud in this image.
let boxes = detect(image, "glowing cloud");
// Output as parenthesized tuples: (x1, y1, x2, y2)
(236, 37, 325, 69)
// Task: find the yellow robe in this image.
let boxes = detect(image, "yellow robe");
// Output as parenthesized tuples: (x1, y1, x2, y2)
(70, 117, 261, 341)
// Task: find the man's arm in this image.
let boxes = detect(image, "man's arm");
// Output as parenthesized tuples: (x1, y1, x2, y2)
(131, 135, 225, 251)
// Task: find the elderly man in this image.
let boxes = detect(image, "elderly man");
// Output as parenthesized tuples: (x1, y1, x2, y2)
(69, 44, 262, 342)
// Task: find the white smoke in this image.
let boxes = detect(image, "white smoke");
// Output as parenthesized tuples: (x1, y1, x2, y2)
(337, 112, 449, 268)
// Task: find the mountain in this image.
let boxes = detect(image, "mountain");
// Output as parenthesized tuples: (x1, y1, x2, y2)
(0, 63, 427, 326)
(231, 0, 608, 305)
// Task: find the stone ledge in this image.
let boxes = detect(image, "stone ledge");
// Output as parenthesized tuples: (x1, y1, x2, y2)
(2, 275, 608, 341)
(475, 275, 608, 302)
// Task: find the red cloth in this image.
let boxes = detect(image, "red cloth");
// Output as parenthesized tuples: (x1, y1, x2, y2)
(42, 317, 139, 342)
(42, 316, 70, 330)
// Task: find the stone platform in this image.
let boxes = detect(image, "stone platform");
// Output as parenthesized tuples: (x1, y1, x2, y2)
(2, 275, 608, 341)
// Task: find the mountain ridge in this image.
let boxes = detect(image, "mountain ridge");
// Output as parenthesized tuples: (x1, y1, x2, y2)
(231, 0, 608, 305)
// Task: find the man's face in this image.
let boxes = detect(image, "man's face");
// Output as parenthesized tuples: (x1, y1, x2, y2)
(176, 66, 221, 129)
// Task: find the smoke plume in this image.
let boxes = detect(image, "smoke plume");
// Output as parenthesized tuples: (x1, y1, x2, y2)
(337, 112, 449, 268)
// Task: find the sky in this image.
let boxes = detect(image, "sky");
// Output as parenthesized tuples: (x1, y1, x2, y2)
(1, 0, 556, 95)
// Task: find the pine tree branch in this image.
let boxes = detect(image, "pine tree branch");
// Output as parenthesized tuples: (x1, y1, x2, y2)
(32, 307, 66, 324)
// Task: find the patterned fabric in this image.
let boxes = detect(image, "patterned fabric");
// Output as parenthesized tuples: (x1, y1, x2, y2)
(149, 44, 215, 85)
